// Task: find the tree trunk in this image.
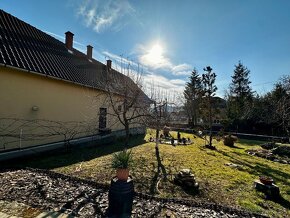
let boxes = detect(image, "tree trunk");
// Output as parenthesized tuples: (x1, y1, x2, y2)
(209, 96, 213, 147)
(125, 122, 130, 146)
(193, 108, 197, 126)
(155, 128, 160, 149)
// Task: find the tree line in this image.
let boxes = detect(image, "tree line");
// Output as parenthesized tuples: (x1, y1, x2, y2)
(184, 61, 290, 138)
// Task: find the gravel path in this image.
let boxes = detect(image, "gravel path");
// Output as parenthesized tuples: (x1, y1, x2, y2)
(0, 169, 267, 218)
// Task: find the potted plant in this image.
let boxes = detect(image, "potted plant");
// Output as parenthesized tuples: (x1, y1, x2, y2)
(111, 149, 133, 181)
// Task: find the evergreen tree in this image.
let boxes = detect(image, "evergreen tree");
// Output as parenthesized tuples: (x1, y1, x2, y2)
(227, 61, 253, 130)
(183, 69, 202, 126)
(201, 66, 217, 147)
(230, 61, 252, 99)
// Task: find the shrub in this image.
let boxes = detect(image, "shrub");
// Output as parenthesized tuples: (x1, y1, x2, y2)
(261, 142, 278, 150)
(223, 135, 238, 147)
(272, 145, 290, 158)
(111, 149, 133, 169)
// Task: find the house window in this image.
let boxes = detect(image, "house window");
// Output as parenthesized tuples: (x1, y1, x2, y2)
(99, 108, 107, 129)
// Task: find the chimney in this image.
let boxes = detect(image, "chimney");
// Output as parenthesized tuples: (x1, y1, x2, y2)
(107, 59, 112, 71)
(65, 31, 74, 50)
(87, 45, 93, 59)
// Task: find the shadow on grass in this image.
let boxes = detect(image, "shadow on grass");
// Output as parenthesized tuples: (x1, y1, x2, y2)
(227, 145, 244, 149)
(272, 195, 290, 210)
(2, 135, 146, 170)
(149, 146, 168, 195)
(217, 149, 290, 209)
(218, 150, 290, 185)
(177, 184, 199, 197)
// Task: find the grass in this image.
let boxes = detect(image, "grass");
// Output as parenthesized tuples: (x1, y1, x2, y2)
(15, 130, 290, 218)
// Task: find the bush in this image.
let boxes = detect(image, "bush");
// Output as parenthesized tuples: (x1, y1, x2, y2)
(223, 135, 238, 147)
(272, 145, 290, 158)
(261, 142, 278, 150)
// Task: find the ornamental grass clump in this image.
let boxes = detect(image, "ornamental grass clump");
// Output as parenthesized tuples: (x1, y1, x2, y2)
(111, 149, 133, 169)
(111, 149, 133, 181)
(223, 135, 238, 147)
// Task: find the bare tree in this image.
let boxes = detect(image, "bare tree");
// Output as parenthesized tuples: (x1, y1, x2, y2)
(274, 75, 290, 138)
(201, 66, 217, 148)
(144, 85, 177, 193)
(100, 60, 150, 146)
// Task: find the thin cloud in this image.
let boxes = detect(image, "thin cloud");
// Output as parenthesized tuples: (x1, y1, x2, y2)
(143, 74, 185, 103)
(76, 0, 135, 33)
(140, 53, 173, 70)
(102, 50, 186, 98)
(102, 51, 138, 67)
(135, 43, 173, 70)
(44, 30, 85, 47)
(170, 79, 186, 86)
(135, 43, 193, 76)
(144, 74, 185, 93)
(172, 63, 192, 75)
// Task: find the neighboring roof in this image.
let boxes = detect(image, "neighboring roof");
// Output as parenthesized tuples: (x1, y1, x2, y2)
(0, 9, 148, 102)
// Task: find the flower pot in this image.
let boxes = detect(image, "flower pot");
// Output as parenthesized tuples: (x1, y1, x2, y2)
(108, 176, 134, 217)
(116, 168, 129, 181)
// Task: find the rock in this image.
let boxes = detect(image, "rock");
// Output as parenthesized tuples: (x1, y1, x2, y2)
(281, 160, 288, 164)
(225, 163, 243, 170)
(179, 169, 191, 175)
(246, 149, 290, 165)
(174, 169, 199, 191)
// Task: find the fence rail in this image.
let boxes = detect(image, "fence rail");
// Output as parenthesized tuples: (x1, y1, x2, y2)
(169, 127, 289, 143)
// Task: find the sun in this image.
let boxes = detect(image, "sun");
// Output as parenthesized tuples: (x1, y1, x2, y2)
(147, 43, 164, 64)
(140, 42, 168, 68)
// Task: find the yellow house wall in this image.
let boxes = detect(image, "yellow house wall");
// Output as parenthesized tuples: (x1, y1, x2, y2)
(0, 66, 125, 150)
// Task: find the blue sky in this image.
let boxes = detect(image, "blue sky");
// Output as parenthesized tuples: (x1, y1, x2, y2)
(1, 0, 290, 98)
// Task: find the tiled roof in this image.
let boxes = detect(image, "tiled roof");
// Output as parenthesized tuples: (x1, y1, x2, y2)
(0, 9, 135, 92)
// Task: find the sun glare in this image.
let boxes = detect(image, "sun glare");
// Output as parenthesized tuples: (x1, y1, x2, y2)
(147, 44, 164, 63)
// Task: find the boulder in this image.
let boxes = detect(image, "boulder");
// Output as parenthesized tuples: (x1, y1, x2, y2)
(174, 169, 199, 191)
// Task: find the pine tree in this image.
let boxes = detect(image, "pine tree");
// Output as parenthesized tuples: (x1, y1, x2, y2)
(183, 69, 202, 126)
(228, 61, 253, 124)
(230, 61, 252, 100)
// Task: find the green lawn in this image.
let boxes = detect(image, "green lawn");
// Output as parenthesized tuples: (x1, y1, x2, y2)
(21, 130, 290, 218)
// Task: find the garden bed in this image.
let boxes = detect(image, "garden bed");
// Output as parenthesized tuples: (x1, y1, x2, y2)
(0, 168, 267, 218)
